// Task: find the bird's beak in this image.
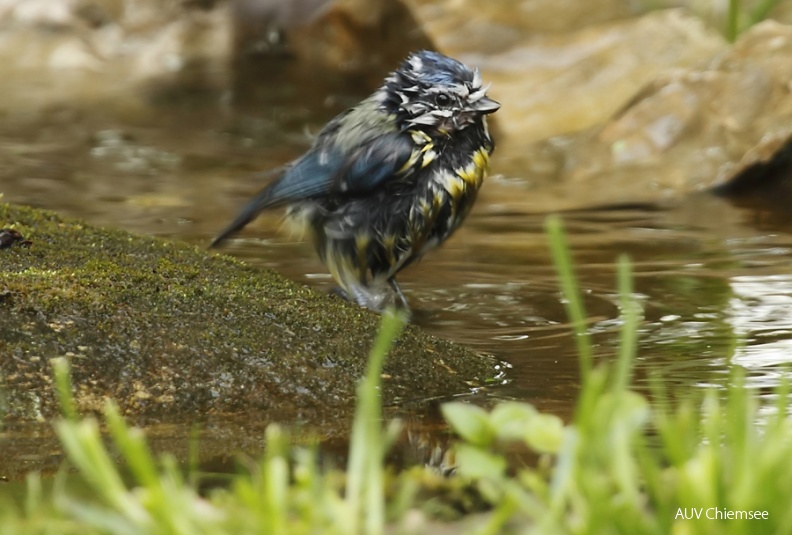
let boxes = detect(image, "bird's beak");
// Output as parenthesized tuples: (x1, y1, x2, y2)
(474, 96, 500, 114)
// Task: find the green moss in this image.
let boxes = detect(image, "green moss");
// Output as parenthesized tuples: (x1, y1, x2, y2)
(0, 202, 498, 424)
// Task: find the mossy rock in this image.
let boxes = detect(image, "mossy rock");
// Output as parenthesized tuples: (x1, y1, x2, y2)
(0, 202, 499, 422)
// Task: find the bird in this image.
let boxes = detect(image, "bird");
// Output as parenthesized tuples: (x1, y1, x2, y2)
(210, 50, 500, 313)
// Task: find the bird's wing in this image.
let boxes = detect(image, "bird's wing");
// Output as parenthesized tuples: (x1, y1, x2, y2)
(334, 131, 416, 193)
(210, 131, 416, 248)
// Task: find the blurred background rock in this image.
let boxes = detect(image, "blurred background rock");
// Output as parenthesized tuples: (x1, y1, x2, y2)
(2, 0, 791, 209)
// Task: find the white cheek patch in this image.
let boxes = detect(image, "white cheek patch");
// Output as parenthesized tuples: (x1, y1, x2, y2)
(468, 86, 487, 102)
(472, 69, 482, 88)
(404, 101, 428, 115)
(408, 113, 439, 126)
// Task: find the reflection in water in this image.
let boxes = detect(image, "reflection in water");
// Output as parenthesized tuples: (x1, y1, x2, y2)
(729, 275, 792, 380)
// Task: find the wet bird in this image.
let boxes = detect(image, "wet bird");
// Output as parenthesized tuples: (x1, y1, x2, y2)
(210, 50, 499, 312)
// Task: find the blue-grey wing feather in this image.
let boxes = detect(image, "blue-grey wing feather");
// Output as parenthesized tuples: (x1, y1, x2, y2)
(338, 132, 414, 192)
(210, 131, 414, 248)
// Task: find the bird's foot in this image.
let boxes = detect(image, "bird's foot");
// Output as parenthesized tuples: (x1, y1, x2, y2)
(329, 283, 411, 317)
(329, 286, 352, 302)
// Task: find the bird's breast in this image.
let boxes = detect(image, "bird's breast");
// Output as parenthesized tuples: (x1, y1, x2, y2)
(403, 144, 491, 258)
(435, 146, 490, 200)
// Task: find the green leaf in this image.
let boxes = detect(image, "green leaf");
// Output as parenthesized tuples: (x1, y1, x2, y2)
(455, 444, 507, 480)
(524, 414, 565, 454)
(441, 402, 495, 447)
(490, 401, 540, 443)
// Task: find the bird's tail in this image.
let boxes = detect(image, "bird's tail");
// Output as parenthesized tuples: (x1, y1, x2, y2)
(209, 168, 287, 249)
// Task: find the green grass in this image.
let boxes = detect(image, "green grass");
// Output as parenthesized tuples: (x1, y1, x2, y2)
(3, 216, 792, 534)
(725, 0, 781, 41)
(682, 0, 782, 41)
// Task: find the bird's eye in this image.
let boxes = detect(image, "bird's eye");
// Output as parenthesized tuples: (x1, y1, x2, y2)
(435, 93, 451, 106)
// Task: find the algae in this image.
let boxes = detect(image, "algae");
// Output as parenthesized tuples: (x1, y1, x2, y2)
(0, 202, 499, 423)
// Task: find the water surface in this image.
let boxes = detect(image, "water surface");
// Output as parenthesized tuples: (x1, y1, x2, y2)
(3, 80, 792, 470)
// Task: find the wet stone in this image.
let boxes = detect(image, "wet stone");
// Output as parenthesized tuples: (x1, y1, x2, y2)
(0, 202, 500, 423)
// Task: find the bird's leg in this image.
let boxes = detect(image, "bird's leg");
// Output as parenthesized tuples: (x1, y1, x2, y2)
(350, 284, 392, 313)
(329, 286, 352, 301)
(330, 280, 392, 313)
(330, 274, 409, 313)
(388, 278, 411, 311)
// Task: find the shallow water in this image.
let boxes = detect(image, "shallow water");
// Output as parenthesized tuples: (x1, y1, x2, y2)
(217, 191, 792, 419)
(3, 79, 792, 474)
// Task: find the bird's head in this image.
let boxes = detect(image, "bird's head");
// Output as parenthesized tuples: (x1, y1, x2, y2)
(379, 50, 500, 136)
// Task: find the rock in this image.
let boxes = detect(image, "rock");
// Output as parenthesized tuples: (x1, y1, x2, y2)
(0, 0, 432, 113)
(0, 0, 233, 111)
(0, 202, 499, 422)
(479, 10, 725, 151)
(232, 0, 431, 78)
(552, 20, 792, 205)
(404, 0, 644, 53)
(3, 1, 792, 226)
(465, 15, 792, 212)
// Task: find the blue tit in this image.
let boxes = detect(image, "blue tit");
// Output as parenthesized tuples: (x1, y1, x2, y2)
(211, 50, 500, 312)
